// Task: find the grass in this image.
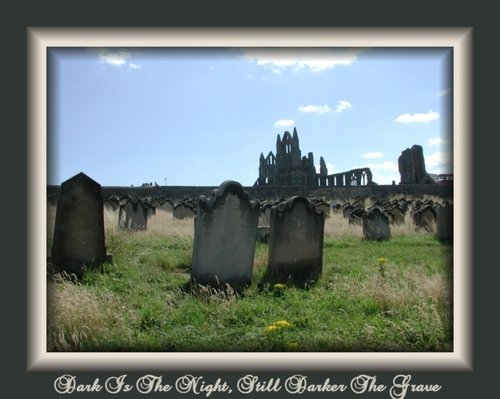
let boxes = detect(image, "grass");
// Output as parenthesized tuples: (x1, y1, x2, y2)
(47, 210, 453, 352)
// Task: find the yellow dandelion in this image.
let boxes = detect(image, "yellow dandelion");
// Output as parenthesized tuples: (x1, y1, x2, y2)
(274, 283, 286, 290)
(377, 257, 387, 265)
(273, 320, 292, 329)
(265, 325, 279, 333)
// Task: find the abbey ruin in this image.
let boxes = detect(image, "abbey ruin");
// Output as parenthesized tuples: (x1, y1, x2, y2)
(255, 127, 373, 187)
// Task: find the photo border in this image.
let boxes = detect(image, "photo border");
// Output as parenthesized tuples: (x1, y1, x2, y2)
(27, 27, 473, 372)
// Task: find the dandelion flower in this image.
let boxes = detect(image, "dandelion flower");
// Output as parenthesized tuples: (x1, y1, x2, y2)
(273, 320, 292, 329)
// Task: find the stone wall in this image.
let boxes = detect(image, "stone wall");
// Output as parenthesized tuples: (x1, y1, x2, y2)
(47, 184, 453, 204)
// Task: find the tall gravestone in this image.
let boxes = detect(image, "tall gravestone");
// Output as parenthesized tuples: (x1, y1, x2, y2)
(266, 196, 325, 286)
(51, 172, 107, 275)
(191, 181, 260, 288)
(363, 207, 391, 241)
(436, 202, 453, 243)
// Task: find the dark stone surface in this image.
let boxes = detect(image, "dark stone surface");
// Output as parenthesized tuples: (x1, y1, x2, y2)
(51, 172, 107, 275)
(363, 207, 391, 241)
(191, 181, 260, 289)
(436, 202, 453, 243)
(398, 144, 436, 184)
(266, 196, 325, 287)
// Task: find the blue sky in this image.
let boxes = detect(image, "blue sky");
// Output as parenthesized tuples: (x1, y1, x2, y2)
(48, 47, 452, 187)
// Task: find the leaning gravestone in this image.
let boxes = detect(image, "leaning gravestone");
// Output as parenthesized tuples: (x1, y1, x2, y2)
(51, 172, 108, 275)
(436, 202, 453, 243)
(363, 207, 391, 241)
(266, 197, 325, 286)
(191, 181, 260, 289)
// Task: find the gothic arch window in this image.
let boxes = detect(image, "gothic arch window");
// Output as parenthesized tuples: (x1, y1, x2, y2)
(350, 173, 358, 186)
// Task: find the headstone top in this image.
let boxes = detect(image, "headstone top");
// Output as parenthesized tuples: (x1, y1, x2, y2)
(274, 196, 323, 218)
(200, 180, 260, 211)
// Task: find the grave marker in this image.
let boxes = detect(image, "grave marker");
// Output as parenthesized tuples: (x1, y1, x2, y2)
(51, 172, 108, 275)
(266, 196, 324, 286)
(191, 181, 260, 288)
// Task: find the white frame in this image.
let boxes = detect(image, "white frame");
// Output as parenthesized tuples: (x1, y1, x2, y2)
(27, 27, 473, 371)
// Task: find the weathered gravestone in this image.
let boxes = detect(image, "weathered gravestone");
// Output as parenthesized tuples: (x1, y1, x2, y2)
(118, 198, 152, 231)
(363, 207, 391, 241)
(436, 202, 453, 243)
(191, 181, 260, 288)
(266, 196, 325, 286)
(51, 172, 108, 275)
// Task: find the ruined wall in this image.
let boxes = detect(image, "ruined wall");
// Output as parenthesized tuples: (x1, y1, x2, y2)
(48, 184, 453, 203)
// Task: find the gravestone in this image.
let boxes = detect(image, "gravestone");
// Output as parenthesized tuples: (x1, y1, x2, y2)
(363, 207, 391, 241)
(266, 196, 325, 286)
(436, 202, 453, 243)
(173, 201, 195, 219)
(118, 199, 151, 231)
(191, 181, 260, 288)
(51, 172, 108, 275)
(413, 204, 436, 232)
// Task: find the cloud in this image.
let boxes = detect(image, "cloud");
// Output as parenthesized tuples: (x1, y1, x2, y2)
(274, 119, 295, 128)
(298, 104, 331, 114)
(97, 49, 130, 66)
(394, 111, 439, 124)
(425, 151, 453, 173)
(427, 137, 446, 146)
(95, 49, 141, 70)
(335, 100, 352, 112)
(431, 89, 449, 98)
(241, 48, 362, 73)
(315, 162, 338, 174)
(358, 161, 399, 185)
(362, 152, 384, 159)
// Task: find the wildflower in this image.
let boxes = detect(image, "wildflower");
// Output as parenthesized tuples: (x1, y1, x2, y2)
(273, 320, 292, 329)
(264, 319, 293, 333)
(265, 325, 279, 333)
(377, 257, 387, 265)
(274, 283, 286, 290)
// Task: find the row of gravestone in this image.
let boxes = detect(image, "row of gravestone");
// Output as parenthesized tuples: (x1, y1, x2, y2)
(50, 173, 325, 288)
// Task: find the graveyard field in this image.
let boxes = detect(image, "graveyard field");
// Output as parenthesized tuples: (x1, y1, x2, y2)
(47, 211, 453, 352)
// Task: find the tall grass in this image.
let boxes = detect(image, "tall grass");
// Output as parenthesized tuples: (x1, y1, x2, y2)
(47, 209, 452, 352)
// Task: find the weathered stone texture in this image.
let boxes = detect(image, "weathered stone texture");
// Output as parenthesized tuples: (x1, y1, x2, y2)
(191, 181, 260, 288)
(266, 196, 325, 286)
(51, 172, 107, 274)
(398, 145, 435, 184)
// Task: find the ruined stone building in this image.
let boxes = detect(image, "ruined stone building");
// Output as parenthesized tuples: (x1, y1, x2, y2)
(398, 145, 436, 185)
(255, 127, 373, 187)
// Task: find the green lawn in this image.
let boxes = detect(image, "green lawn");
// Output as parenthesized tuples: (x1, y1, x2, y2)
(47, 218, 452, 353)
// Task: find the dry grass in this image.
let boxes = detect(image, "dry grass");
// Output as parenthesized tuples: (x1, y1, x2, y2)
(47, 273, 134, 351)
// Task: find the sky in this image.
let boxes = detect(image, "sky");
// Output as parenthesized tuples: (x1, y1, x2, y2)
(48, 47, 453, 187)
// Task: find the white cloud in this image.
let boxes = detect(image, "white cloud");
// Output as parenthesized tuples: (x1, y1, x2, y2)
(97, 49, 130, 66)
(129, 63, 142, 69)
(431, 89, 449, 98)
(298, 104, 331, 114)
(242, 48, 362, 73)
(361, 161, 399, 172)
(358, 161, 399, 185)
(315, 162, 338, 174)
(394, 111, 439, 124)
(425, 151, 453, 173)
(362, 152, 384, 159)
(427, 137, 445, 146)
(274, 119, 295, 128)
(335, 100, 352, 112)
